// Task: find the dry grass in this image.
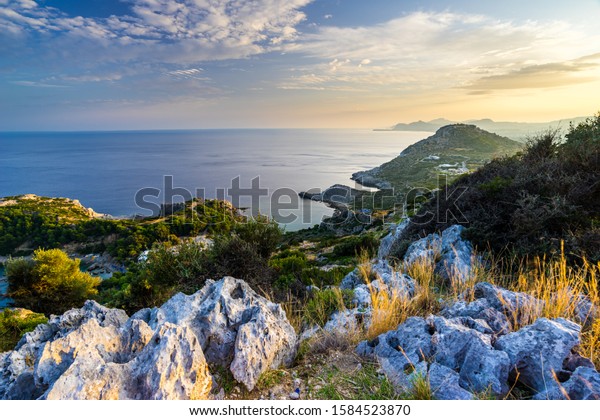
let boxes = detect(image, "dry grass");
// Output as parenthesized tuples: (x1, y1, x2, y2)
(365, 283, 408, 340)
(306, 327, 365, 355)
(449, 255, 491, 303)
(365, 254, 443, 341)
(405, 256, 440, 314)
(280, 293, 305, 334)
(400, 372, 434, 400)
(498, 245, 600, 369)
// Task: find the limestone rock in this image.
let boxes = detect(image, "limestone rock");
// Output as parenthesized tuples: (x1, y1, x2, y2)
(534, 367, 600, 400)
(137, 277, 297, 391)
(494, 317, 581, 393)
(428, 363, 473, 400)
(377, 219, 410, 259)
(357, 314, 509, 398)
(324, 308, 370, 336)
(403, 225, 475, 282)
(0, 299, 213, 401)
(356, 317, 434, 367)
(473, 282, 544, 324)
(1, 277, 296, 399)
(341, 259, 415, 299)
(441, 298, 512, 335)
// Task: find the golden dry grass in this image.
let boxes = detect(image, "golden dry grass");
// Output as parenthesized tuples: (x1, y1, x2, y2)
(365, 282, 408, 340)
(365, 254, 443, 340)
(496, 244, 600, 369)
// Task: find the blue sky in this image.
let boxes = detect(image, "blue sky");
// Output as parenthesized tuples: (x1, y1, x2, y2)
(1, 0, 600, 130)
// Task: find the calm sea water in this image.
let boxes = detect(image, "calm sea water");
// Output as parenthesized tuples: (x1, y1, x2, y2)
(0, 129, 428, 230)
(0, 267, 10, 309)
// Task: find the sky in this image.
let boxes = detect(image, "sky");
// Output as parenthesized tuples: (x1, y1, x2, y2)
(1, 0, 600, 130)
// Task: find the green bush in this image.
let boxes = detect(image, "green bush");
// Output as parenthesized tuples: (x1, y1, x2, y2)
(211, 235, 275, 291)
(332, 234, 379, 259)
(0, 308, 47, 352)
(299, 266, 353, 288)
(233, 216, 282, 258)
(6, 249, 101, 315)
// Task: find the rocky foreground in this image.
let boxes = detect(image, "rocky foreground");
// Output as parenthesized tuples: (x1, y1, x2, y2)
(0, 277, 296, 400)
(1, 224, 599, 400)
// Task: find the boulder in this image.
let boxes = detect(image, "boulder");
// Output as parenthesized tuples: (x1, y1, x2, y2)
(473, 282, 543, 325)
(0, 277, 297, 399)
(377, 219, 410, 259)
(356, 317, 434, 367)
(403, 233, 441, 267)
(44, 322, 212, 400)
(134, 277, 297, 391)
(494, 317, 581, 393)
(357, 314, 510, 398)
(459, 342, 510, 396)
(323, 308, 370, 336)
(441, 298, 512, 335)
(428, 363, 473, 400)
(534, 367, 600, 400)
(341, 259, 415, 299)
(0, 301, 212, 400)
(571, 294, 598, 327)
(403, 225, 475, 282)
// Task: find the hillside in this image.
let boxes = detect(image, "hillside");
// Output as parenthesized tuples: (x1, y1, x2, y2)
(0, 194, 240, 260)
(353, 124, 523, 193)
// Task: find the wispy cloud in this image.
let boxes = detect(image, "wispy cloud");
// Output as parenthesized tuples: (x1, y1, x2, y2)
(164, 68, 209, 81)
(280, 12, 599, 93)
(62, 74, 124, 83)
(0, 0, 313, 62)
(462, 53, 600, 91)
(11, 80, 67, 88)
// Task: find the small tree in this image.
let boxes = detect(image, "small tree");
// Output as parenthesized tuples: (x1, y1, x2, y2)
(233, 216, 282, 258)
(7, 249, 101, 315)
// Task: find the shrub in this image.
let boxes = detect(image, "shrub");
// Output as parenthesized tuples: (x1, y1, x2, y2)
(0, 308, 47, 352)
(7, 249, 100, 315)
(233, 216, 282, 259)
(332, 234, 379, 259)
(211, 235, 275, 292)
(144, 241, 209, 290)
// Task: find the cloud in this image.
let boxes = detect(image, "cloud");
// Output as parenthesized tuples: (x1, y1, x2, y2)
(280, 12, 600, 93)
(165, 68, 205, 78)
(463, 53, 600, 91)
(12, 80, 67, 88)
(62, 74, 124, 83)
(0, 0, 313, 62)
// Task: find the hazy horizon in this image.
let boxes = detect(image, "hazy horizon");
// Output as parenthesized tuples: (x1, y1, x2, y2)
(1, 0, 600, 131)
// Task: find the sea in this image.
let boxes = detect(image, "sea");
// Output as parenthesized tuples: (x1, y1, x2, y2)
(0, 129, 428, 231)
(0, 266, 10, 309)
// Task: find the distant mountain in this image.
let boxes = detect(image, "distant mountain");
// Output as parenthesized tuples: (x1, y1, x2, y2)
(376, 119, 454, 132)
(377, 116, 590, 141)
(354, 124, 523, 192)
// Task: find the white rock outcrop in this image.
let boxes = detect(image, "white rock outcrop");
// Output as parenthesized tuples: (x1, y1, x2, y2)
(0, 277, 297, 399)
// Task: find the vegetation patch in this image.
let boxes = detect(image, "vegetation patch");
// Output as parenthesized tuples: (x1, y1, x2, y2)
(6, 249, 100, 315)
(0, 308, 47, 352)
